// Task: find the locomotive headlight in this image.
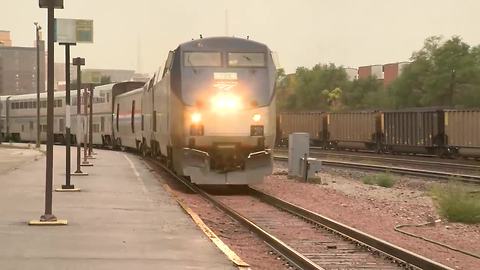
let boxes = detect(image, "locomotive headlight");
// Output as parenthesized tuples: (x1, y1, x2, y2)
(191, 112, 202, 123)
(211, 93, 242, 111)
(252, 114, 261, 122)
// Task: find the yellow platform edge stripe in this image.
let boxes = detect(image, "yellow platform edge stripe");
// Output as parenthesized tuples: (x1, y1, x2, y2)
(162, 184, 250, 269)
(55, 188, 82, 192)
(28, 219, 68, 226)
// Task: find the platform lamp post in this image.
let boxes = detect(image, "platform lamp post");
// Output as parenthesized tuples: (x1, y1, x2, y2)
(56, 43, 81, 191)
(72, 57, 90, 174)
(87, 84, 96, 159)
(34, 22, 41, 149)
(29, 0, 67, 226)
(81, 89, 93, 167)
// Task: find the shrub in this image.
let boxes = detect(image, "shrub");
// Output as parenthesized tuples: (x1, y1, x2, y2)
(362, 173, 395, 188)
(430, 183, 480, 224)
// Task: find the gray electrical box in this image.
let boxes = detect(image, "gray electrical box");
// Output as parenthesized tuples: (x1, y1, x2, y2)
(288, 132, 322, 181)
(288, 133, 309, 178)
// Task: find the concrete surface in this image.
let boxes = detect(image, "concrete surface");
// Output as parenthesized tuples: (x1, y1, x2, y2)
(0, 145, 235, 270)
(0, 144, 44, 175)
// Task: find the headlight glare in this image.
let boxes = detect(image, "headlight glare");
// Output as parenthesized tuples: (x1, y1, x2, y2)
(191, 112, 202, 123)
(252, 114, 261, 122)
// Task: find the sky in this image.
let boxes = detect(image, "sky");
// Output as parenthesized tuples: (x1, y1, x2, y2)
(1, 0, 479, 74)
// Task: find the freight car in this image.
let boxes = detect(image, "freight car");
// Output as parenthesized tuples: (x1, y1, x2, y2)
(382, 108, 446, 155)
(277, 108, 480, 158)
(327, 111, 383, 152)
(444, 109, 480, 157)
(277, 112, 326, 146)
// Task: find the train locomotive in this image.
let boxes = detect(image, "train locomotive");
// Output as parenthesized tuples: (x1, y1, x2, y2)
(140, 37, 277, 185)
(3, 37, 278, 185)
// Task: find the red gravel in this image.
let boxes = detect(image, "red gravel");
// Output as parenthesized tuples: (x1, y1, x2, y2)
(255, 164, 480, 270)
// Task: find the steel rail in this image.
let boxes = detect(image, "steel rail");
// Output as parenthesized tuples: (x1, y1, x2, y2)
(248, 187, 454, 270)
(150, 159, 323, 270)
(276, 148, 480, 171)
(308, 149, 480, 171)
(273, 155, 480, 183)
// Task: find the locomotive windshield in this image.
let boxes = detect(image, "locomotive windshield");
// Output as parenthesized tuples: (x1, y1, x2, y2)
(228, 52, 265, 67)
(184, 52, 222, 67)
(179, 50, 275, 107)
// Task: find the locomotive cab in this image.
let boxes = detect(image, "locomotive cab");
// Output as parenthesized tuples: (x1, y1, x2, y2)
(168, 37, 277, 184)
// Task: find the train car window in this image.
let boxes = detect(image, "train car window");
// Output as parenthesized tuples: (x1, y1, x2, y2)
(156, 67, 162, 83)
(106, 93, 110, 103)
(33, 101, 36, 109)
(184, 52, 221, 67)
(116, 104, 119, 131)
(30, 121, 33, 130)
(148, 76, 155, 91)
(20, 102, 24, 109)
(153, 110, 157, 132)
(228, 52, 266, 67)
(141, 114, 144, 131)
(162, 51, 175, 78)
(131, 100, 135, 133)
(59, 118, 65, 133)
(100, 117, 105, 132)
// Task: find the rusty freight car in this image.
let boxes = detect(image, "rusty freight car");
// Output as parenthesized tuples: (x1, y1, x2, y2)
(327, 111, 382, 151)
(277, 112, 326, 146)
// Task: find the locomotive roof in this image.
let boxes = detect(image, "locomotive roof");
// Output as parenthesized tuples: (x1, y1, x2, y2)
(177, 36, 270, 52)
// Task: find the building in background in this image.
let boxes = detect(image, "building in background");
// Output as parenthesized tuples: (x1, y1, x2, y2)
(383, 62, 409, 87)
(358, 64, 384, 80)
(344, 67, 358, 81)
(0, 31, 45, 96)
(0, 30, 12, 47)
(82, 69, 136, 83)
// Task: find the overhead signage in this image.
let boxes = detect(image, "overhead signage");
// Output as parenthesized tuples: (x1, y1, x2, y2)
(82, 70, 102, 84)
(39, 0, 64, 8)
(54, 18, 93, 43)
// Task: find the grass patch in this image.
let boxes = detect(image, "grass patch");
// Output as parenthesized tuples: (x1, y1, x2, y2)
(362, 172, 396, 188)
(430, 182, 480, 224)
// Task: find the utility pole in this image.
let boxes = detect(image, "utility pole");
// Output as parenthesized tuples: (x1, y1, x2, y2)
(56, 43, 81, 191)
(34, 22, 42, 148)
(82, 88, 92, 167)
(30, 0, 67, 226)
(72, 57, 89, 174)
(87, 85, 95, 158)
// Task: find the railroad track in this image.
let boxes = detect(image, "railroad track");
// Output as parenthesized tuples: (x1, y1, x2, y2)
(273, 155, 480, 184)
(150, 159, 453, 270)
(275, 148, 480, 173)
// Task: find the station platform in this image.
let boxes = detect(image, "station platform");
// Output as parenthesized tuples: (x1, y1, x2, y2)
(0, 144, 236, 269)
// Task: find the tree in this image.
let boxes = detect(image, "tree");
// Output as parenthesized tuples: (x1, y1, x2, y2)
(389, 36, 480, 108)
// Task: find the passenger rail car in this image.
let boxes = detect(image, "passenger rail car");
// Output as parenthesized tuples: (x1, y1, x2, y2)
(135, 37, 277, 185)
(113, 87, 143, 149)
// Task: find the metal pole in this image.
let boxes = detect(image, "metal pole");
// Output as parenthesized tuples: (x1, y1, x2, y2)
(35, 23, 41, 148)
(75, 63, 83, 173)
(88, 85, 93, 156)
(41, 3, 56, 222)
(83, 90, 89, 164)
(60, 43, 76, 188)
